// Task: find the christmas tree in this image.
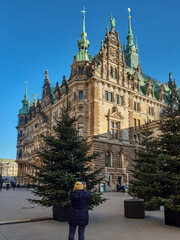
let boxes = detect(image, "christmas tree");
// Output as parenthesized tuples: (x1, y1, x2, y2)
(157, 86, 180, 212)
(28, 106, 105, 209)
(128, 123, 162, 207)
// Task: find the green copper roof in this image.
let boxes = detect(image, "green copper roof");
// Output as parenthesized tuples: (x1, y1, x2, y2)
(74, 7, 92, 62)
(126, 67, 171, 101)
(19, 81, 29, 115)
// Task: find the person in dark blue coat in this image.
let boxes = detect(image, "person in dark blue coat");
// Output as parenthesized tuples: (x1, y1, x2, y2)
(68, 181, 92, 240)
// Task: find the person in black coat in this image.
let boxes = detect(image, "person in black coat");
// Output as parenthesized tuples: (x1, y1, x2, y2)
(68, 181, 92, 240)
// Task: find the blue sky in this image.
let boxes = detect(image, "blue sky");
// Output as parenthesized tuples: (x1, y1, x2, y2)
(0, 0, 180, 159)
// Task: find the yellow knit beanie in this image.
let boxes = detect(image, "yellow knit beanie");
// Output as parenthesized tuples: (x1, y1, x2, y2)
(74, 181, 83, 190)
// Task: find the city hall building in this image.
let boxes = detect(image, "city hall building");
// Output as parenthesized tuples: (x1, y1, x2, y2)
(16, 9, 175, 187)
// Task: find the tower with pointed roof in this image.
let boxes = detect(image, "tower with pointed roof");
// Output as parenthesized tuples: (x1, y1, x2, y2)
(70, 7, 93, 83)
(124, 8, 140, 70)
(19, 81, 29, 115)
(17, 82, 29, 160)
(73, 7, 92, 63)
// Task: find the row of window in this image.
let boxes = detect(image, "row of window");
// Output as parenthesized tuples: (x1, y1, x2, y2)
(110, 68, 118, 79)
(78, 67, 85, 75)
(134, 102, 140, 111)
(105, 151, 124, 168)
(105, 91, 123, 104)
(149, 107, 154, 116)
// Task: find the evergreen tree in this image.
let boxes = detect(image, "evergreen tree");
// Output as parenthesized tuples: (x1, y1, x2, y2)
(128, 123, 162, 207)
(157, 87, 180, 212)
(28, 107, 105, 209)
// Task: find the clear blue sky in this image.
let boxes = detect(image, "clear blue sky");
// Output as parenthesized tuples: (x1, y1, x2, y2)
(0, 0, 180, 159)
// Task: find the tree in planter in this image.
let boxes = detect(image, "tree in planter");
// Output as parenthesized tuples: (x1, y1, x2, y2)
(128, 123, 162, 209)
(27, 106, 105, 213)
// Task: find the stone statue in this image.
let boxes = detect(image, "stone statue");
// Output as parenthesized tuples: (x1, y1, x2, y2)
(110, 14, 116, 29)
(169, 72, 173, 80)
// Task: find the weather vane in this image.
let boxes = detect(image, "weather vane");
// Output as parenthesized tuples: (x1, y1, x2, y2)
(128, 7, 131, 18)
(81, 6, 86, 16)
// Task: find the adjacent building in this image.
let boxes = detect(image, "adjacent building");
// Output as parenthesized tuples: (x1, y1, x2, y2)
(16, 9, 176, 187)
(0, 158, 18, 183)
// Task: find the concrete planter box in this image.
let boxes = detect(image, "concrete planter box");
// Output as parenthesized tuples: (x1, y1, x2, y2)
(124, 199, 145, 218)
(53, 206, 69, 222)
(164, 208, 180, 227)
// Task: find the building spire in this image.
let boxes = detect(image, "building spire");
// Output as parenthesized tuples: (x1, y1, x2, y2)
(127, 8, 134, 48)
(73, 7, 92, 62)
(81, 6, 86, 35)
(24, 81, 28, 100)
(19, 81, 30, 114)
(124, 8, 140, 70)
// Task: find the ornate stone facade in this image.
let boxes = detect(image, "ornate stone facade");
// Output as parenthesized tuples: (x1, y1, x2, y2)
(16, 9, 174, 188)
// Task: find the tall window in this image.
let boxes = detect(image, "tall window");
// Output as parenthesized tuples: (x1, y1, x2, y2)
(119, 96, 123, 105)
(117, 153, 123, 168)
(110, 68, 113, 78)
(78, 67, 81, 75)
(138, 119, 141, 130)
(105, 91, 108, 100)
(109, 92, 113, 102)
(116, 95, 119, 104)
(81, 67, 84, 75)
(105, 151, 111, 167)
(134, 118, 137, 131)
(79, 91, 83, 100)
(111, 121, 119, 139)
(114, 69, 117, 79)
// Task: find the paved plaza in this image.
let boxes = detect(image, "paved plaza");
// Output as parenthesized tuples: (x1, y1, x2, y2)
(0, 189, 179, 240)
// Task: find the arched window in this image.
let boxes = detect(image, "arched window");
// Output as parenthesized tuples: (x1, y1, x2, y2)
(105, 151, 112, 167)
(117, 153, 123, 168)
(78, 67, 81, 75)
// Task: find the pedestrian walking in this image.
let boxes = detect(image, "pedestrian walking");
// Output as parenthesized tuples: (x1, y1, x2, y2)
(116, 182, 121, 192)
(6, 183, 10, 190)
(68, 181, 92, 240)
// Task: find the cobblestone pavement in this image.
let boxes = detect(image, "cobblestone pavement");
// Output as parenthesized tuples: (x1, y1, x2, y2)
(0, 189, 180, 240)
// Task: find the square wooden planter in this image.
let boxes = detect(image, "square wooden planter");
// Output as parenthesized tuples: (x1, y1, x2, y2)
(164, 208, 180, 227)
(53, 206, 69, 222)
(124, 199, 145, 218)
